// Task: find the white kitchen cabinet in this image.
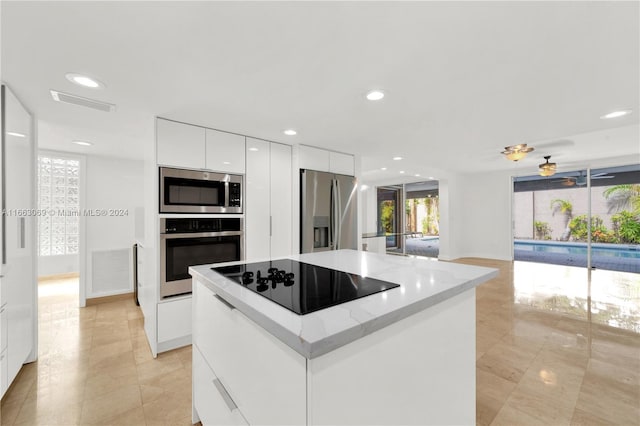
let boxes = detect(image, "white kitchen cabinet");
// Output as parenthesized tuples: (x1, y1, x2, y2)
(245, 139, 270, 260)
(157, 296, 192, 350)
(193, 346, 248, 426)
(193, 272, 478, 426)
(298, 145, 330, 172)
(329, 151, 355, 175)
(0, 349, 7, 396)
(156, 118, 206, 169)
(269, 143, 292, 258)
(0, 304, 7, 352)
(299, 145, 354, 176)
(193, 280, 306, 426)
(1, 85, 35, 400)
(245, 139, 292, 261)
(205, 129, 245, 174)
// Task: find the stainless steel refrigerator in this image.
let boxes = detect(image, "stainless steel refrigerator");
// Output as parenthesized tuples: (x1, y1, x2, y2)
(300, 169, 357, 253)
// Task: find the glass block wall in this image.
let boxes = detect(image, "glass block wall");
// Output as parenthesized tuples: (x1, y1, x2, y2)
(37, 155, 80, 256)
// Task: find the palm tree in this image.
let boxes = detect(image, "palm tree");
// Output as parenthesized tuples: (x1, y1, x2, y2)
(603, 184, 640, 216)
(550, 199, 573, 241)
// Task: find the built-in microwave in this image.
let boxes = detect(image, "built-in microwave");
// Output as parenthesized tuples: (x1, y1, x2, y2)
(159, 167, 243, 214)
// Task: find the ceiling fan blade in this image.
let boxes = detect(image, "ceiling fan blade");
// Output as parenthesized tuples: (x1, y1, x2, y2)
(593, 175, 615, 179)
(591, 172, 608, 177)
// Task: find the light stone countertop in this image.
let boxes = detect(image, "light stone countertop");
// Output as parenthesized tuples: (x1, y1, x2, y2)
(189, 249, 498, 359)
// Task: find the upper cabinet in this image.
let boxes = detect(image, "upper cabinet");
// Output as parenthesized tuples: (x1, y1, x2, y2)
(298, 145, 354, 176)
(298, 145, 330, 172)
(156, 119, 245, 174)
(156, 119, 205, 169)
(245, 139, 292, 261)
(329, 151, 355, 176)
(205, 129, 245, 174)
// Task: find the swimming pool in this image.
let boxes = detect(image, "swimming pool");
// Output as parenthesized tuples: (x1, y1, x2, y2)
(514, 241, 640, 259)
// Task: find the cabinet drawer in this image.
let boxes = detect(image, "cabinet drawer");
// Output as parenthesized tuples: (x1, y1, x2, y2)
(157, 297, 192, 343)
(1, 348, 7, 397)
(1, 303, 7, 351)
(193, 346, 247, 426)
(193, 280, 306, 425)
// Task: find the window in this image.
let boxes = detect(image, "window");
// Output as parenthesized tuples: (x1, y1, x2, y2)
(37, 155, 80, 256)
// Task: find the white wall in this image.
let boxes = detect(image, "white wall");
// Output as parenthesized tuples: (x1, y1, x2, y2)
(38, 254, 79, 276)
(84, 155, 144, 298)
(456, 171, 513, 261)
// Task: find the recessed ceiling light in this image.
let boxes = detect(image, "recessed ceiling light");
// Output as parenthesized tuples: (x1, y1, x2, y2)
(600, 109, 632, 119)
(6, 131, 25, 138)
(65, 73, 105, 89)
(428, 176, 435, 180)
(393, 156, 403, 161)
(283, 129, 297, 136)
(248, 147, 259, 152)
(223, 161, 231, 165)
(414, 174, 420, 177)
(381, 167, 387, 171)
(366, 90, 385, 101)
(72, 140, 92, 146)
(399, 171, 405, 174)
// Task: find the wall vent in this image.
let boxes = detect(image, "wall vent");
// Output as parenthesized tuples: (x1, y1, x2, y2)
(91, 248, 131, 295)
(50, 89, 116, 112)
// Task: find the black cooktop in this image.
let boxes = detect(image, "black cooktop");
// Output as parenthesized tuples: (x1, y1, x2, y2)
(212, 259, 399, 315)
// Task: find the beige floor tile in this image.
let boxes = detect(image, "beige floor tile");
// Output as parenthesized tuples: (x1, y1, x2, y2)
(570, 408, 617, 426)
(101, 405, 146, 426)
(477, 340, 537, 383)
(490, 403, 550, 426)
(0, 400, 24, 426)
(80, 384, 142, 424)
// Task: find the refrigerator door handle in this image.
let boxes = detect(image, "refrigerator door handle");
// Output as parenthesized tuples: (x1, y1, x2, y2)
(336, 179, 342, 250)
(329, 179, 334, 249)
(332, 178, 340, 250)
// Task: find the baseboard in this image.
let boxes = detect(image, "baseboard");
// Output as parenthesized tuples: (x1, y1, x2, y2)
(157, 334, 192, 354)
(38, 272, 80, 282)
(86, 292, 134, 306)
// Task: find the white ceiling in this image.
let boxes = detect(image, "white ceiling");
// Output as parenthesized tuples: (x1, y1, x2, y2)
(2, 2, 638, 180)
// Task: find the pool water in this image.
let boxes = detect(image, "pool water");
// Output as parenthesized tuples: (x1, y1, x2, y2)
(515, 241, 640, 259)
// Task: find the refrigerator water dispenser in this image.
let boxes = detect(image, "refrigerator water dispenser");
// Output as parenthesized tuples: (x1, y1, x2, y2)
(313, 216, 329, 248)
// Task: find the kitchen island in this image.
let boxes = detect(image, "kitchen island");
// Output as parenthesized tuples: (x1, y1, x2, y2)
(189, 250, 498, 426)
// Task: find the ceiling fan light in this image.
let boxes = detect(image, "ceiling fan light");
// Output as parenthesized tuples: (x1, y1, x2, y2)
(502, 144, 534, 161)
(538, 155, 557, 177)
(539, 167, 556, 177)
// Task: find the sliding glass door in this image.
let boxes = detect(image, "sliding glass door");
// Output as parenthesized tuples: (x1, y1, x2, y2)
(513, 164, 640, 273)
(377, 186, 403, 253)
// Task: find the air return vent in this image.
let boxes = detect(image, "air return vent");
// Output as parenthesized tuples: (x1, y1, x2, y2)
(50, 89, 116, 112)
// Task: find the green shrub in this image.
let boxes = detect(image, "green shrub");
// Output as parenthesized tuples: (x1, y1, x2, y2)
(569, 215, 611, 242)
(533, 221, 552, 240)
(612, 211, 640, 244)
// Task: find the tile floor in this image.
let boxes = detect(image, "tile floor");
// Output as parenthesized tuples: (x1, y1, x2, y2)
(1, 259, 639, 425)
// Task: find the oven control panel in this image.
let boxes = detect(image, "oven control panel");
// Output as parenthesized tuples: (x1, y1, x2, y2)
(162, 218, 242, 234)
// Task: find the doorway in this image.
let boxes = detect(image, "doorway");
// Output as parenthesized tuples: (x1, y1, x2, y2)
(377, 186, 403, 254)
(405, 181, 440, 258)
(37, 152, 85, 305)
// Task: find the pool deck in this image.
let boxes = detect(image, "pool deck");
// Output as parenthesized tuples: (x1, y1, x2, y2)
(514, 239, 640, 273)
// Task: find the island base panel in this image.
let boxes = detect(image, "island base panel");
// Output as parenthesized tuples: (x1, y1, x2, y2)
(307, 289, 476, 426)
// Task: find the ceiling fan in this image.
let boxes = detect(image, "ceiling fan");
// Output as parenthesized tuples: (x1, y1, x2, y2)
(555, 170, 614, 186)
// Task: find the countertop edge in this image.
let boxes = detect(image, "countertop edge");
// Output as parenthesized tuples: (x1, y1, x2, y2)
(189, 262, 498, 360)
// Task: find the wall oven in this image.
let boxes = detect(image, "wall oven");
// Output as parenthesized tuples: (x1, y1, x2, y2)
(160, 217, 243, 298)
(159, 167, 243, 214)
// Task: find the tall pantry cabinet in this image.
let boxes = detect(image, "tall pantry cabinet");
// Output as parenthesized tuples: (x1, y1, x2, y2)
(245, 138, 292, 261)
(0, 84, 36, 398)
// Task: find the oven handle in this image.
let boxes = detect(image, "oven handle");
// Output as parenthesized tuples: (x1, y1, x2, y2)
(160, 231, 243, 239)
